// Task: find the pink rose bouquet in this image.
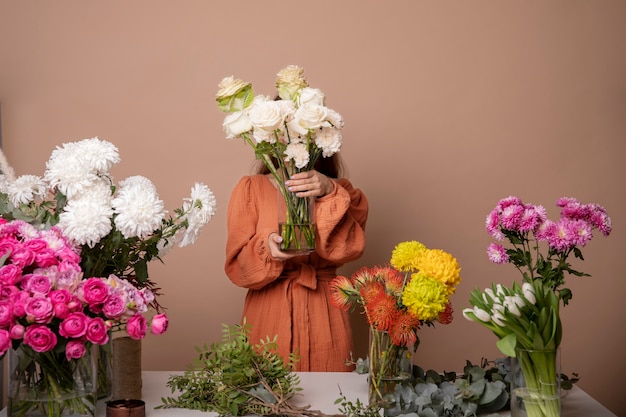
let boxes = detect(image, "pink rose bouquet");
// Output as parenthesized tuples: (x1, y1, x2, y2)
(0, 218, 167, 415)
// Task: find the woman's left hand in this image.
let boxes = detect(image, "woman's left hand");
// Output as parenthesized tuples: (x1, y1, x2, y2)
(284, 170, 334, 198)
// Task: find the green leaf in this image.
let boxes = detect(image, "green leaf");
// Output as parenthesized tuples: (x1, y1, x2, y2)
(496, 333, 517, 357)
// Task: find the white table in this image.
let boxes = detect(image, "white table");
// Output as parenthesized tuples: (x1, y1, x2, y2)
(1, 371, 617, 416)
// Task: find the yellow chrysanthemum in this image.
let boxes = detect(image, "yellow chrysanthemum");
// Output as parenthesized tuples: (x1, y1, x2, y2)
(401, 272, 449, 322)
(390, 241, 427, 272)
(416, 248, 461, 292)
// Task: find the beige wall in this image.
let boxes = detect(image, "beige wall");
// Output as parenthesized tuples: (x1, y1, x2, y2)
(1, 1, 624, 414)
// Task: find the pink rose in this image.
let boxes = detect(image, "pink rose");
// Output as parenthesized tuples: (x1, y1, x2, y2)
(86, 317, 109, 345)
(10, 323, 25, 339)
(150, 313, 169, 335)
(24, 296, 54, 324)
(59, 312, 88, 338)
(81, 278, 110, 306)
(53, 302, 70, 319)
(126, 314, 147, 340)
(0, 264, 22, 285)
(34, 248, 58, 268)
(101, 294, 126, 319)
(24, 325, 57, 352)
(24, 274, 53, 295)
(0, 300, 13, 327)
(0, 239, 18, 261)
(9, 246, 36, 269)
(9, 291, 29, 317)
(0, 329, 11, 356)
(65, 340, 87, 360)
(49, 289, 72, 305)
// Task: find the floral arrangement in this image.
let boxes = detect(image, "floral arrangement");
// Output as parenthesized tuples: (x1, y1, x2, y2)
(0, 218, 168, 415)
(463, 196, 611, 417)
(215, 65, 343, 252)
(329, 240, 461, 407)
(0, 137, 217, 311)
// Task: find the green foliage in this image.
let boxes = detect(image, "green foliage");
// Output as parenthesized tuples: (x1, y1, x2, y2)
(158, 322, 305, 417)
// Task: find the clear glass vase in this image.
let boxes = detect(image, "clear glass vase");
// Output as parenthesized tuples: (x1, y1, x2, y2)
(511, 347, 561, 417)
(7, 344, 97, 417)
(277, 189, 316, 255)
(368, 329, 413, 413)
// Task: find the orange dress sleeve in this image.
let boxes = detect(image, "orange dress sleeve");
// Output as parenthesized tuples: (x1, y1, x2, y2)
(224, 176, 285, 290)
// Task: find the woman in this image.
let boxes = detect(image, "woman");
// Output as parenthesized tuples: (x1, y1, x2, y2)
(224, 154, 368, 371)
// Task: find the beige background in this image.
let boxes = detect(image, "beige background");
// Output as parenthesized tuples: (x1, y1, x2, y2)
(1, 1, 624, 415)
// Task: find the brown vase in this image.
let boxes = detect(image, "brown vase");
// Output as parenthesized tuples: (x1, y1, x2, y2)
(111, 336, 143, 400)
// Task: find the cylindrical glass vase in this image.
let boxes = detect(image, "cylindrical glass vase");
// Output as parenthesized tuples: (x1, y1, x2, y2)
(511, 347, 561, 417)
(7, 344, 97, 417)
(277, 189, 316, 255)
(368, 329, 413, 413)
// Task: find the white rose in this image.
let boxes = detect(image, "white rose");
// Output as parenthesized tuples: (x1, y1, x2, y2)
(275, 65, 308, 100)
(293, 104, 328, 130)
(216, 76, 253, 112)
(216, 76, 249, 99)
(222, 111, 252, 139)
(249, 101, 285, 132)
(298, 87, 325, 107)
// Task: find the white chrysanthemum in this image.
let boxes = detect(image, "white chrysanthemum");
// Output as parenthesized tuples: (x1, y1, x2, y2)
(112, 176, 165, 239)
(179, 183, 216, 247)
(284, 142, 310, 169)
(74, 137, 120, 173)
(314, 127, 342, 158)
(325, 108, 344, 129)
(252, 129, 276, 144)
(58, 192, 114, 247)
(7, 175, 48, 205)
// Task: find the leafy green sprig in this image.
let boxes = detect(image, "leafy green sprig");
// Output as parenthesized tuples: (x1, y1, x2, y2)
(158, 322, 340, 417)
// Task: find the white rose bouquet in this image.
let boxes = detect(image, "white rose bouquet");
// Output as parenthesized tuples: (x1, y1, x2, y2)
(216, 65, 343, 252)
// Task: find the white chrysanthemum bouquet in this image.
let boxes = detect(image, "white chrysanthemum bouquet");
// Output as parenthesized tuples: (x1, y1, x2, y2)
(0, 137, 217, 310)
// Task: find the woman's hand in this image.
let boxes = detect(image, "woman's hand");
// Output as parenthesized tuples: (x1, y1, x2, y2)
(284, 170, 334, 198)
(268, 233, 298, 261)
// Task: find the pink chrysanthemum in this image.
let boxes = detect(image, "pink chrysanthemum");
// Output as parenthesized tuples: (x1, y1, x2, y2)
(487, 243, 509, 264)
(500, 204, 525, 231)
(485, 209, 504, 240)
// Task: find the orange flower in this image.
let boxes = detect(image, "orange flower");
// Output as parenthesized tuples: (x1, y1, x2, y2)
(438, 302, 454, 325)
(358, 280, 386, 304)
(389, 311, 420, 347)
(328, 275, 354, 310)
(365, 293, 399, 331)
(373, 265, 406, 296)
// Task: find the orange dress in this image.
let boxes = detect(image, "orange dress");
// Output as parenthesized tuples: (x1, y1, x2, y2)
(225, 174, 368, 371)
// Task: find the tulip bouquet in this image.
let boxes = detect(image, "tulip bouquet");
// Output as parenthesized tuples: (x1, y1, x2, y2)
(330, 240, 461, 408)
(463, 196, 612, 417)
(216, 65, 343, 253)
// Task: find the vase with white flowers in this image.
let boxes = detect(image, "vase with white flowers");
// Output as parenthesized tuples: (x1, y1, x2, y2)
(463, 196, 612, 417)
(329, 241, 461, 414)
(216, 65, 343, 253)
(0, 137, 217, 400)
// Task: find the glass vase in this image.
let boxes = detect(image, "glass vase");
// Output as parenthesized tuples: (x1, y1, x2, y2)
(368, 328, 413, 413)
(277, 188, 316, 255)
(96, 340, 112, 400)
(7, 344, 97, 417)
(511, 347, 561, 417)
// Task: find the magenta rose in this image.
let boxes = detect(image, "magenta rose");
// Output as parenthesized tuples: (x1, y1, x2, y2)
(150, 313, 169, 335)
(0, 239, 18, 261)
(24, 325, 57, 352)
(49, 289, 72, 305)
(10, 323, 25, 339)
(81, 278, 110, 306)
(9, 246, 36, 269)
(0, 329, 11, 356)
(9, 291, 29, 317)
(0, 264, 22, 285)
(53, 302, 70, 319)
(24, 296, 54, 324)
(65, 340, 87, 360)
(0, 300, 13, 327)
(59, 312, 88, 338)
(24, 274, 53, 295)
(126, 314, 147, 340)
(86, 317, 109, 345)
(34, 248, 58, 268)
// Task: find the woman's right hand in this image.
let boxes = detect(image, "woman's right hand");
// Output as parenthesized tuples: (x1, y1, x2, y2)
(268, 233, 298, 261)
